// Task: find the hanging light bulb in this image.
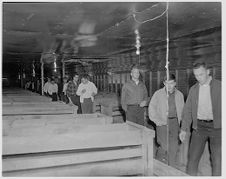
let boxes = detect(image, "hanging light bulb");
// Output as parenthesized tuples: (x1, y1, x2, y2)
(53, 54, 57, 72)
(134, 29, 141, 55)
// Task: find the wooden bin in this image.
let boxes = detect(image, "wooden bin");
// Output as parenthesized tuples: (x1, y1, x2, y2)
(3, 118, 155, 176)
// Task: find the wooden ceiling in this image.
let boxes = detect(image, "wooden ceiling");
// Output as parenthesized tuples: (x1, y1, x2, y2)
(2, 2, 221, 64)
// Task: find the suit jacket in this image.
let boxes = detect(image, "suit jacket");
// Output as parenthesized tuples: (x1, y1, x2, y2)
(181, 78, 221, 131)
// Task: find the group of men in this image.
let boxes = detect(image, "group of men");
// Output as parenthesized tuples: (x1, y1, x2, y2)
(43, 74, 97, 114)
(121, 60, 221, 176)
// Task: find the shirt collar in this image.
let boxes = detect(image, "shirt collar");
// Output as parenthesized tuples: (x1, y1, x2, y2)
(131, 79, 139, 85)
(200, 76, 212, 87)
(164, 87, 176, 95)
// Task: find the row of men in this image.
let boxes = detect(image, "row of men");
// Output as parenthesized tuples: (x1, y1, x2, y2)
(43, 74, 97, 114)
(121, 60, 221, 176)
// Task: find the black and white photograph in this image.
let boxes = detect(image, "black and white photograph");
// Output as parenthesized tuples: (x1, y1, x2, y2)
(1, 0, 224, 177)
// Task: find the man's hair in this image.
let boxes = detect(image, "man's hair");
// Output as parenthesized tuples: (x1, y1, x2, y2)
(164, 73, 176, 82)
(192, 60, 208, 69)
(131, 64, 140, 71)
(73, 73, 79, 77)
(81, 74, 89, 79)
(63, 77, 68, 81)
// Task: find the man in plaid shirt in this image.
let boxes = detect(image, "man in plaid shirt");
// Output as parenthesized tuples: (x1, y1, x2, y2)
(66, 73, 82, 114)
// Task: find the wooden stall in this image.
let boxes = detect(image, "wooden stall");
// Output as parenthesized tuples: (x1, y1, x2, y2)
(3, 119, 155, 176)
(3, 115, 188, 177)
(2, 89, 76, 115)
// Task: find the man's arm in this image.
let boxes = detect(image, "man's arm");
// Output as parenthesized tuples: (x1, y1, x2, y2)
(179, 89, 193, 142)
(121, 84, 127, 112)
(66, 82, 73, 97)
(76, 84, 83, 96)
(140, 84, 148, 107)
(148, 92, 162, 126)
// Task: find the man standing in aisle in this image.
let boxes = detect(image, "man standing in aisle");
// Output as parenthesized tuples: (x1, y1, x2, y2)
(66, 73, 82, 114)
(43, 77, 51, 96)
(76, 74, 97, 114)
(121, 64, 148, 125)
(179, 60, 221, 176)
(148, 74, 184, 167)
(48, 78, 58, 101)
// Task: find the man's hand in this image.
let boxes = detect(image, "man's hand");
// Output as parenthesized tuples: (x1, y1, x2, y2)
(179, 130, 186, 142)
(140, 100, 146, 107)
(68, 98, 73, 106)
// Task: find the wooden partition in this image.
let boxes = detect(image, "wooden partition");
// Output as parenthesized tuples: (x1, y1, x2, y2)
(3, 120, 155, 176)
(2, 89, 76, 115)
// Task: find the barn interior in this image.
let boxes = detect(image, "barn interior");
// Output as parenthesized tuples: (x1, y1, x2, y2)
(2, 1, 222, 177)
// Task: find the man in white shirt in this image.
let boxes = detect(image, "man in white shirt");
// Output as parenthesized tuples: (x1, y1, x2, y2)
(48, 78, 58, 101)
(43, 77, 51, 96)
(76, 74, 97, 114)
(179, 60, 221, 176)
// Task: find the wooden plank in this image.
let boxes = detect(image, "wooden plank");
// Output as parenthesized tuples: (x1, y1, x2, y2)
(142, 129, 148, 175)
(153, 159, 188, 176)
(3, 130, 142, 155)
(3, 105, 74, 115)
(4, 123, 128, 137)
(3, 146, 142, 171)
(3, 102, 71, 107)
(3, 113, 108, 121)
(127, 121, 154, 175)
(3, 114, 113, 132)
(3, 158, 143, 177)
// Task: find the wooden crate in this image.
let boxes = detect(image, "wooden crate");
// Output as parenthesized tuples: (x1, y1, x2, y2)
(3, 121, 155, 177)
(3, 113, 113, 136)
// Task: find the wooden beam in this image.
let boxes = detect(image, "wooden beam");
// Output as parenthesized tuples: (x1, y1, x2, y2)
(3, 147, 142, 171)
(3, 130, 142, 155)
(3, 158, 143, 177)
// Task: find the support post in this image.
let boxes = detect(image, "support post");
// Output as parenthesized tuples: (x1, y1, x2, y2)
(62, 59, 65, 78)
(40, 55, 44, 96)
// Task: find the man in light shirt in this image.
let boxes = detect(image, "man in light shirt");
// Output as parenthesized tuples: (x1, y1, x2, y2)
(62, 77, 69, 104)
(66, 74, 82, 114)
(148, 74, 184, 167)
(179, 60, 221, 176)
(43, 77, 51, 96)
(76, 74, 97, 114)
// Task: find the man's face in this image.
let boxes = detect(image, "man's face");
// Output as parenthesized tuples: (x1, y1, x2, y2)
(193, 66, 209, 85)
(73, 75, 79, 82)
(164, 80, 176, 93)
(131, 68, 140, 80)
(81, 78, 88, 84)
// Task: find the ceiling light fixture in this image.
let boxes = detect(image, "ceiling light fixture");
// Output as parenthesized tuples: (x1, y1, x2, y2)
(134, 29, 141, 55)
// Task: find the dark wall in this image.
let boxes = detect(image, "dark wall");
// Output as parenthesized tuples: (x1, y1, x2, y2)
(88, 27, 221, 99)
